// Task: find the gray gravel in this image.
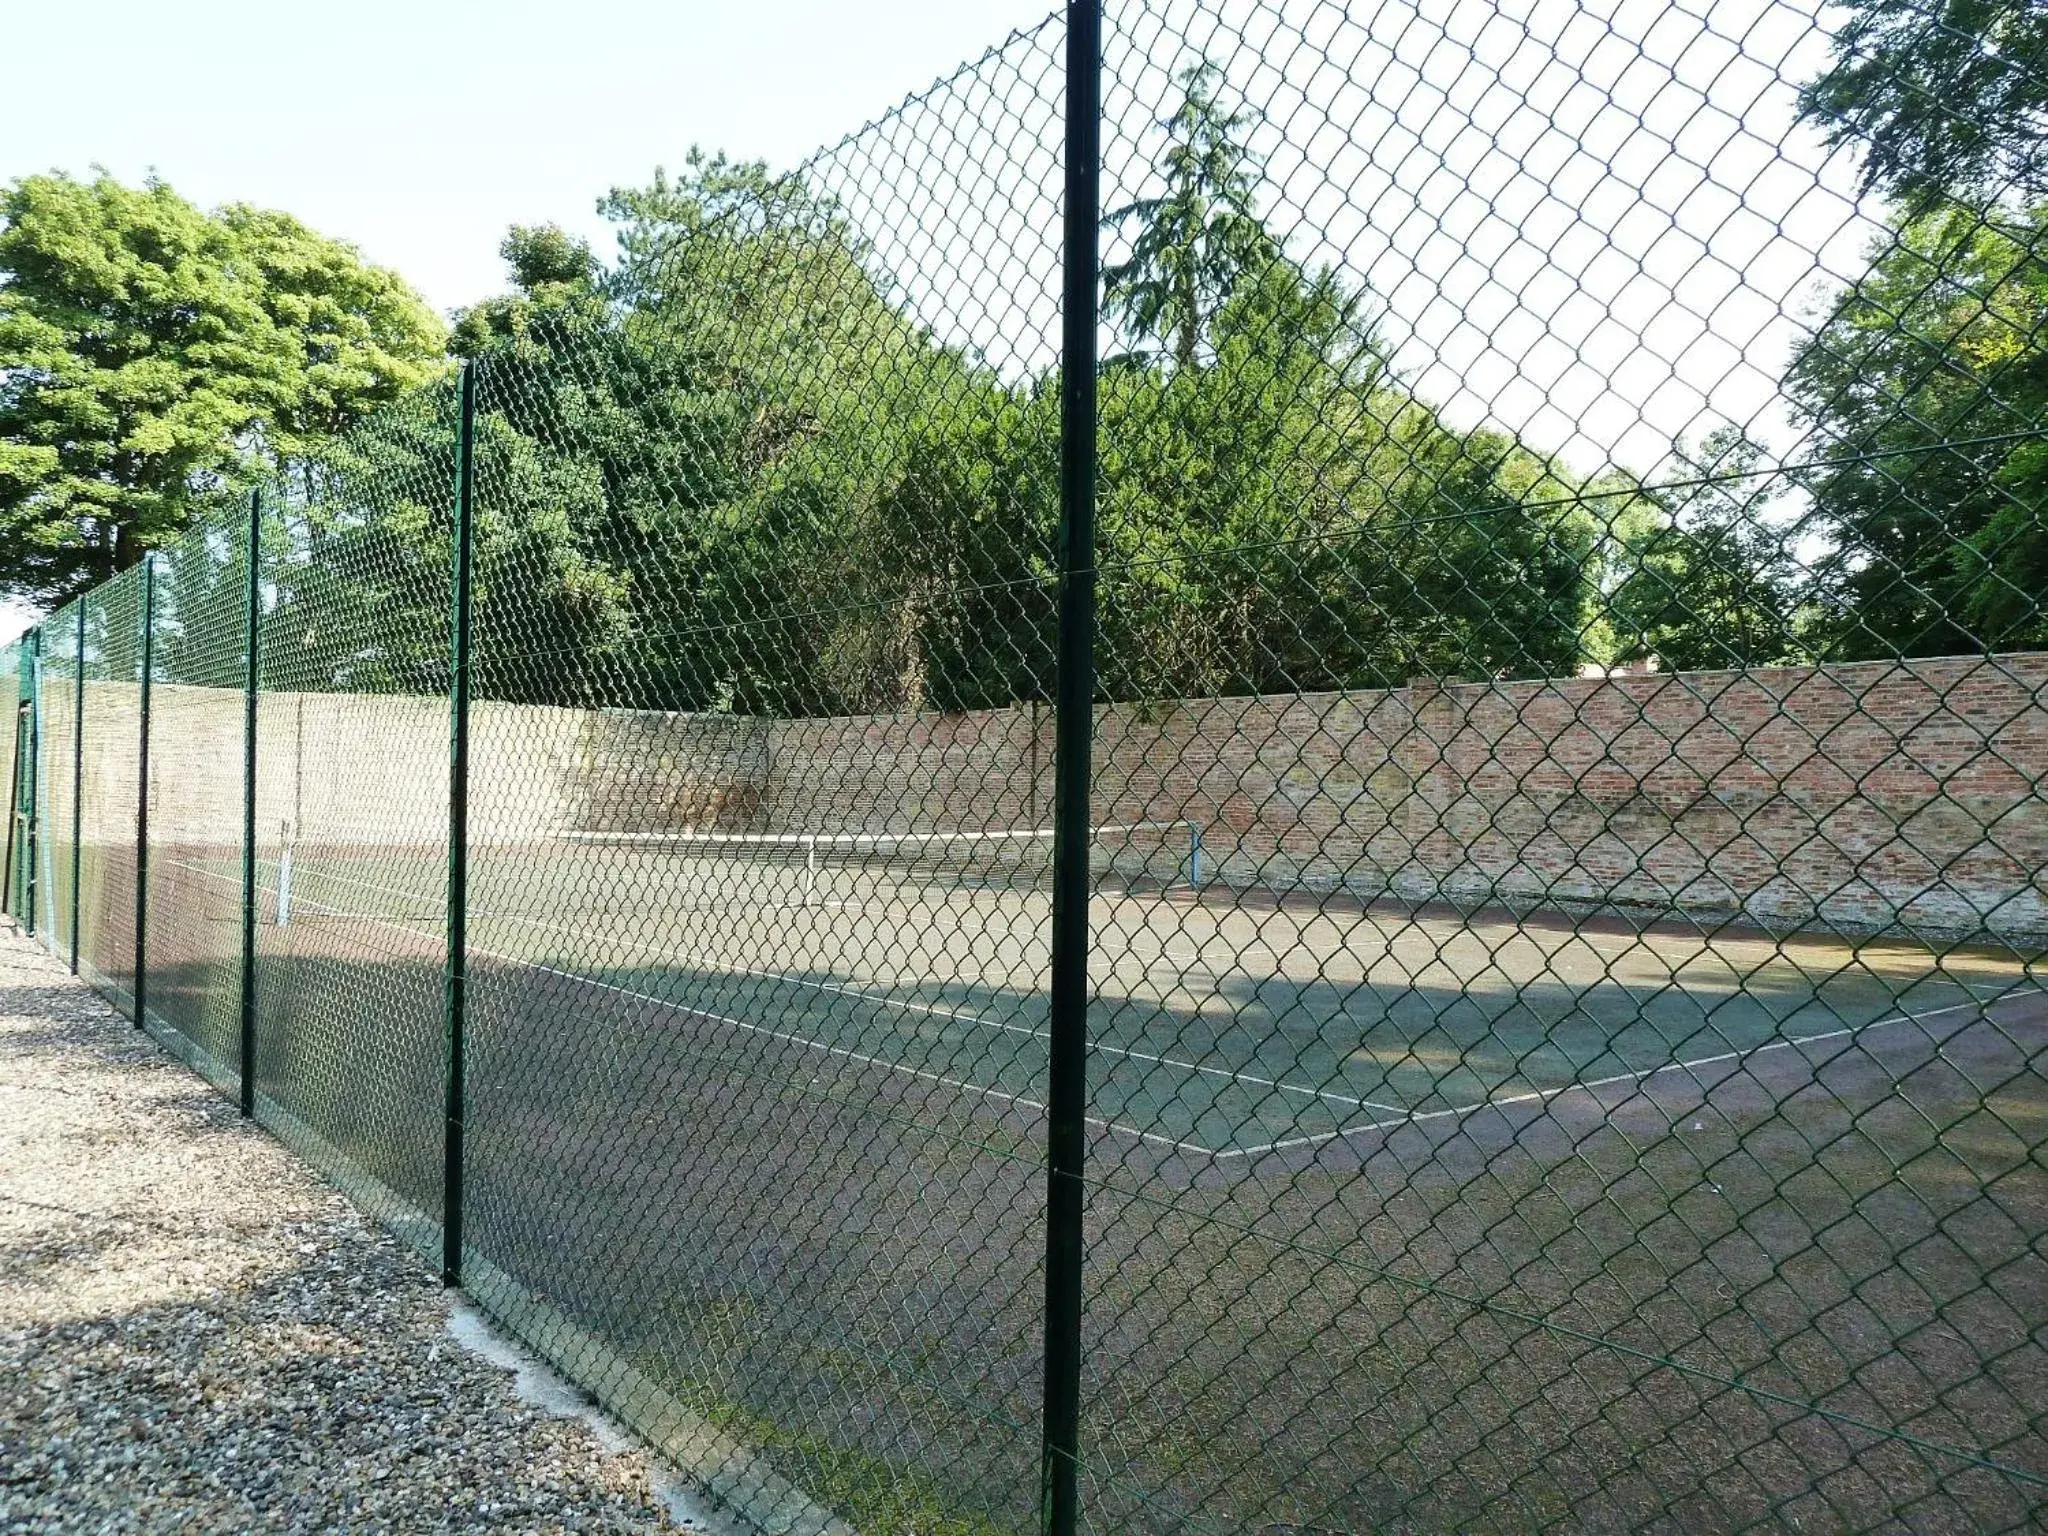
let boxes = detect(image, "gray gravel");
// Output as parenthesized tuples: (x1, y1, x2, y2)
(0, 927, 697, 1534)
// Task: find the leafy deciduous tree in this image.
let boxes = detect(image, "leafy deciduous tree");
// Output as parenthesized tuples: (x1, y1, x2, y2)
(1799, 0, 2048, 213)
(1788, 202, 2048, 655)
(0, 172, 445, 602)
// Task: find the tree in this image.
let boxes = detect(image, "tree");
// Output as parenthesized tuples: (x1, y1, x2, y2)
(450, 224, 606, 362)
(1087, 238, 1601, 695)
(1102, 61, 1277, 370)
(1799, 0, 2048, 212)
(1605, 430, 1805, 671)
(435, 155, 1046, 715)
(0, 172, 445, 604)
(269, 133, 1614, 712)
(1787, 201, 2048, 655)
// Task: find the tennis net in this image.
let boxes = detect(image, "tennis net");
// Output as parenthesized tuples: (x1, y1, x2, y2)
(539, 820, 1204, 903)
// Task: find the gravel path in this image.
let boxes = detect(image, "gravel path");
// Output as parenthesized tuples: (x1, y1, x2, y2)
(0, 927, 703, 1534)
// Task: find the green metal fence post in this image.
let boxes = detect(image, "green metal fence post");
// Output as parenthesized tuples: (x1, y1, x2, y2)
(134, 555, 154, 1028)
(442, 363, 477, 1287)
(70, 601, 84, 974)
(1041, 4, 1101, 1532)
(20, 629, 40, 940)
(240, 489, 261, 1116)
(3, 668, 19, 928)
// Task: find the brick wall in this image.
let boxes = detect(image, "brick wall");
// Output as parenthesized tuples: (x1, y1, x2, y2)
(1085, 656, 2048, 939)
(767, 654, 2048, 940)
(76, 653, 2048, 941)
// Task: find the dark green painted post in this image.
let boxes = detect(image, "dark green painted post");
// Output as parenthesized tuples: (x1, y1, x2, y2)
(4, 639, 25, 930)
(443, 365, 477, 1287)
(240, 490, 261, 1116)
(1041, 4, 1100, 1533)
(70, 601, 84, 974)
(134, 556, 154, 1028)
(20, 630, 40, 940)
(3, 675, 19, 928)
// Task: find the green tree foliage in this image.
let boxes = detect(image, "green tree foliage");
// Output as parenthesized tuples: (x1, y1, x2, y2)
(1798, 0, 2048, 213)
(1090, 64, 1600, 695)
(1606, 430, 1805, 671)
(266, 82, 1627, 714)
(1103, 62, 1277, 370)
(0, 172, 446, 602)
(1092, 252, 1597, 695)
(1786, 3, 2048, 660)
(263, 383, 463, 699)
(441, 155, 1050, 714)
(1787, 202, 2048, 655)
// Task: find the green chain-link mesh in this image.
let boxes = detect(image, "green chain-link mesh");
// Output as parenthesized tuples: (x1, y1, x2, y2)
(5, 1, 2046, 1530)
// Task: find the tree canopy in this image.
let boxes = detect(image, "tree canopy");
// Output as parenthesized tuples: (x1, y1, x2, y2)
(1798, 0, 2048, 213)
(0, 171, 445, 603)
(350, 91, 1620, 716)
(26, 11, 2048, 709)
(1103, 61, 1277, 370)
(1787, 201, 2048, 655)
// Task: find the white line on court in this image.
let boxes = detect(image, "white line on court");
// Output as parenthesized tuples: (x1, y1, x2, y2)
(166, 856, 1222, 1157)
(236, 856, 1401, 1120)
(1210, 990, 2046, 1162)
(172, 854, 2042, 1168)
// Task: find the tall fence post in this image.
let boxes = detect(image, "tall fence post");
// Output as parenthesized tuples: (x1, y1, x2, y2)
(443, 364, 477, 1287)
(133, 554, 154, 1028)
(3, 667, 19, 929)
(1040, 3, 1101, 1532)
(15, 630, 38, 946)
(240, 489, 261, 1116)
(69, 601, 84, 974)
(22, 629, 40, 940)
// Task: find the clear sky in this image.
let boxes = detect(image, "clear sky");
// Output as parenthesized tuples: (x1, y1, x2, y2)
(3, 0, 1062, 318)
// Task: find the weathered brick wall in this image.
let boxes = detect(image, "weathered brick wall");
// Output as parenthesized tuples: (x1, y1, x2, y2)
(758, 704, 1050, 835)
(82, 653, 2048, 940)
(128, 688, 587, 852)
(1083, 655, 2048, 938)
(760, 654, 2048, 940)
(559, 711, 772, 834)
(1406, 658, 2048, 936)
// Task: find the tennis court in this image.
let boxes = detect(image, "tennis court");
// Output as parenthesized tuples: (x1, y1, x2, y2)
(160, 828, 2045, 1166)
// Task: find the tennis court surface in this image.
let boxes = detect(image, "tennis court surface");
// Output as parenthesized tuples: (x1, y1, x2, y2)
(162, 831, 2047, 1167)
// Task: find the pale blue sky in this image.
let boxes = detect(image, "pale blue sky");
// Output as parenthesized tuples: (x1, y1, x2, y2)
(4, 0, 1060, 317)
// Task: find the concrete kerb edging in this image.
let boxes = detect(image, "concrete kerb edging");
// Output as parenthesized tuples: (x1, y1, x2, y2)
(460, 1253, 859, 1536)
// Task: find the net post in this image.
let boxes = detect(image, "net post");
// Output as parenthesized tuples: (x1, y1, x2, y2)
(1188, 824, 1201, 890)
(806, 832, 818, 905)
(239, 488, 261, 1118)
(1041, 4, 1100, 1532)
(442, 362, 477, 1288)
(69, 602, 84, 974)
(134, 555, 154, 1028)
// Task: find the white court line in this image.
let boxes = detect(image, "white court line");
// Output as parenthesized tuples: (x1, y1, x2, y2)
(1212, 990, 2046, 1162)
(176, 854, 2041, 1168)
(167, 856, 1221, 1158)
(254, 856, 1403, 1120)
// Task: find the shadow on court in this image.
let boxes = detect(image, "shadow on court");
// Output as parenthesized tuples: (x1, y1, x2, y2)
(127, 884, 2048, 1534)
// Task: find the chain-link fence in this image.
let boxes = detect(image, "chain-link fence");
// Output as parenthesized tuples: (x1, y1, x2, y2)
(7, 0, 2048, 1529)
